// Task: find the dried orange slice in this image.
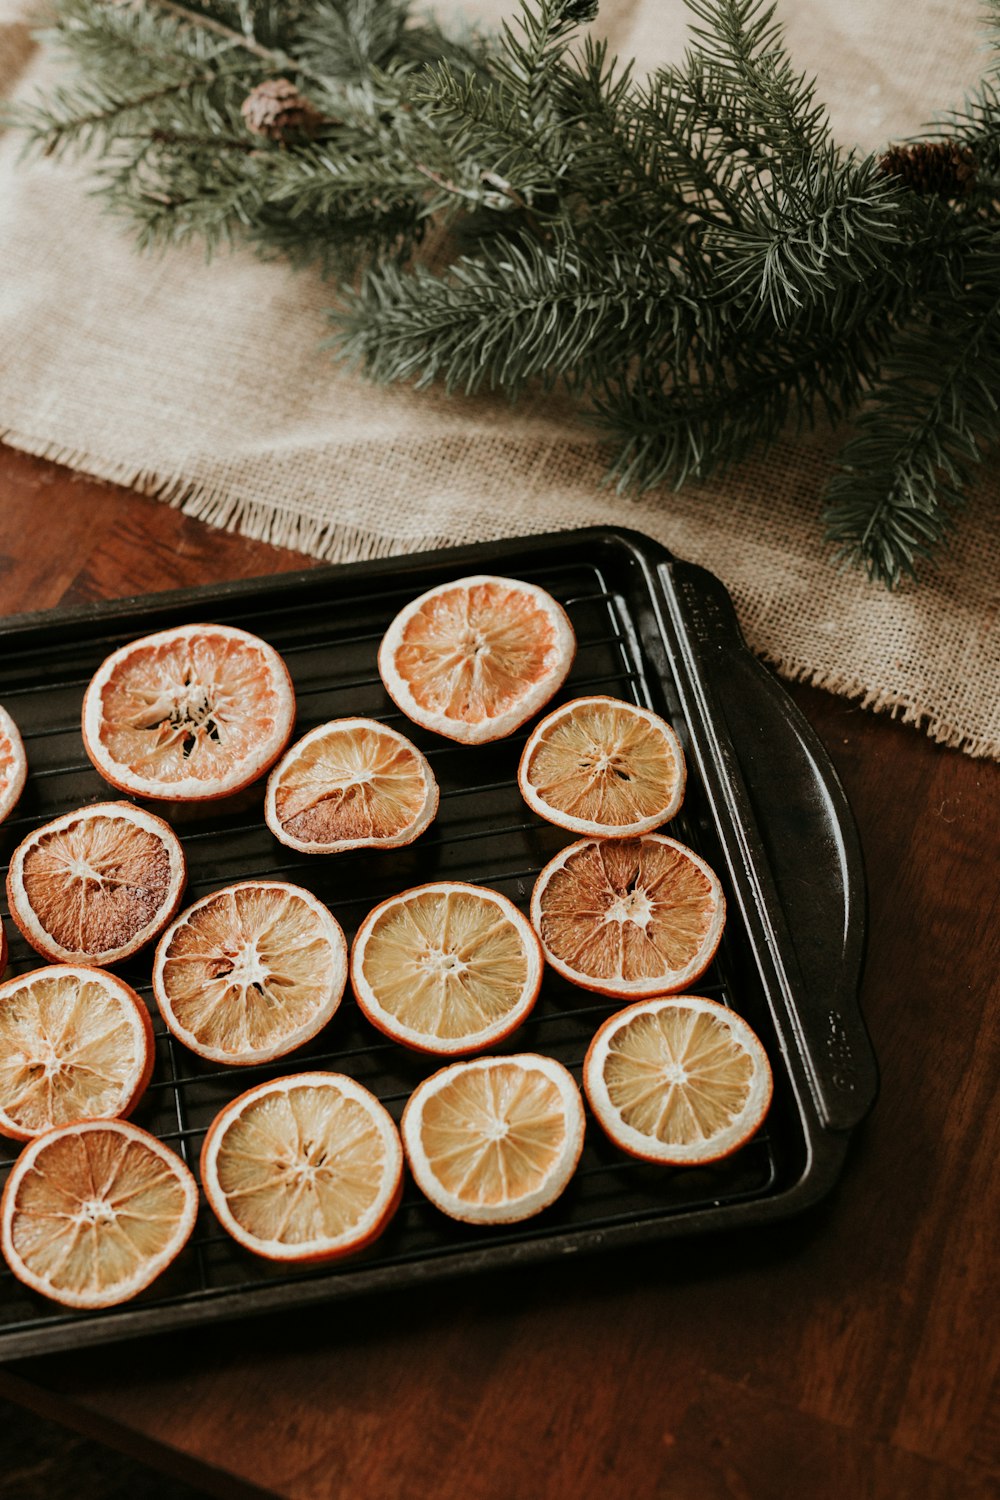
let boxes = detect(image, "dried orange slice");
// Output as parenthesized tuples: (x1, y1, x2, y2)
(584, 996, 773, 1165)
(265, 718, 438, 854)
(6, 802, 186, 966)
(200, 1073, 403, 1263)
(0, 705, 27, 826)
(518, 696, 686, 836)
(82, 623, 295, 800)
(152, 880, 347, 1066)
(401, 1053, 585, 1224)
(0, 1119, 198, 1308)
(378, 575, 576, 744)
(351, 882, 543, 1055)
(0, 966, 154, 1141)
(531, 834, 725, 998)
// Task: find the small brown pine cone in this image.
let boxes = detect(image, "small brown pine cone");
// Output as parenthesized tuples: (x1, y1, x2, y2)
(878, 141, 977, 197)
(241, 78, 322, 141)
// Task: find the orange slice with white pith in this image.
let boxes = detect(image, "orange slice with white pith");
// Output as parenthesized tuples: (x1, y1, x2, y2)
(0, 706, 27, 826)
(6, 802, 186, 966)
(200, 1072, 403, 1263)
(82, 622, 295, 801)
(378, 575, 576, 744)
(265, 718, 438, 853)
(583, 996, 773, 1165)
(351, 882, 543, 1055)
(531, 834, 725, 998)
(153, 880, 347, 1066)
(0, 965, 154, 1141)
(518, 696, 686, 836)
(401, 1053, 585, 1224)
(0, 1119, 198, 1308)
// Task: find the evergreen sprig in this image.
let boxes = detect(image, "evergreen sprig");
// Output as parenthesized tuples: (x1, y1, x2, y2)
(11, 0, 1000, 586)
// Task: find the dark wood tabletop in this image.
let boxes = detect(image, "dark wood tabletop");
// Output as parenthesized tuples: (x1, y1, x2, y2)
(0, 443, 996, 1500)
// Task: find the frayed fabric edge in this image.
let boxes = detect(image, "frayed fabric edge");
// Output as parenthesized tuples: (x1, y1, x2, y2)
(755, 649, 998, 762)
(3, 427, 997, 762)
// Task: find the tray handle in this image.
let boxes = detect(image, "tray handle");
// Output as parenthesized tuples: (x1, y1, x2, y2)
(656, 558, 878, 1133)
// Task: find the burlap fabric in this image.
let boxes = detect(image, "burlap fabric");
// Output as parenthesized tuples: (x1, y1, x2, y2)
(1, 0, 997, 758)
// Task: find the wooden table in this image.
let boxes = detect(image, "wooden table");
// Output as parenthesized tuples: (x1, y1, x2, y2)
(0, 444, 996, 1500)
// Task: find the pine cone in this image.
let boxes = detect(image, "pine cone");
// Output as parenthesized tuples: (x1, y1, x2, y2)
(878, 141, 977, 197)
(241, 78, 322, 141)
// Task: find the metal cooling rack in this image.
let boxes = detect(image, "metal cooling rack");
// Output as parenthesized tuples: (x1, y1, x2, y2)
(0, 528, 876, 1356)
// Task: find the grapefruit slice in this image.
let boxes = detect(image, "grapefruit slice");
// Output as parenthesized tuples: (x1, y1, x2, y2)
(0, 1119, 198, 1308)
(401, 1053, 585, 1224)
(0, 965, 154, 1141)
(518, 696, 686, 836)
(351, 881, 543, 1055)
(531, 834, 725, 998)
(200, 1072, 403, 1262)
(0, 705, 27, 826)
(583, 996, 773, 1165)
(378, 575, 575, 744)
(265, 718, 438, 854)
(152, 880, 347, 1065)
(82, 623, 295, 800)
(6, 802, 186, 966)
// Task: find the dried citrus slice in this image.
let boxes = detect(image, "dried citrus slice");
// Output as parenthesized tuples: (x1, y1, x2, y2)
(0, 1118, 198, 1309)
(0, 705, 27, 826)
(351, 882, 543, 1055)
(0, 966, 154, 1141)
(6, 802, 186, 966)
(531, 834, 725, 998)
(584, 996, 773, 1165)
(82, 622, 295, 800)
(265, 718, 438, 854)
(200, 1072, 403, 1262)
(518, 696, 686, 837)
(378, 575, 576, 745)
(401, 1053, 585, 1224)
(152, 880, 347, 1066)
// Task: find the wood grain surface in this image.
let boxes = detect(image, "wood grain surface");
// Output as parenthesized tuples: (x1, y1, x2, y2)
(0, 444, 997, 1500)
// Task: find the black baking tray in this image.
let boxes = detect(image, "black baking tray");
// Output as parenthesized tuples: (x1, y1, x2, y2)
(0, 526, 877, 1358)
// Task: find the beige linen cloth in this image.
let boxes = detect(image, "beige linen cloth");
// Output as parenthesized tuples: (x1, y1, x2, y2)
(1, 0, 997, 758)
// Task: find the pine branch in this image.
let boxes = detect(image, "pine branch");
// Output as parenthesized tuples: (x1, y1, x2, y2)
(10, 0, 1000, 587)
(824, 237, 1000, 584)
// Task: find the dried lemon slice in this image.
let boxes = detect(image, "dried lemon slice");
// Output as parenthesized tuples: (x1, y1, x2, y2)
(401, 1053, 585, 1224)
(1, 1119, 197, 1308)
(583, 996, 773, 1165)
(201, 1073, 403, 1262)
(0, 965, 154, 1140)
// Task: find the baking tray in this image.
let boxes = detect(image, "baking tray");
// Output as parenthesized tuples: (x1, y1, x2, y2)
(0, 525, 878, 1358)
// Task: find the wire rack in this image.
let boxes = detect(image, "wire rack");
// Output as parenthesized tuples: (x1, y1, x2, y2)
(0, 551, 794, 1353)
